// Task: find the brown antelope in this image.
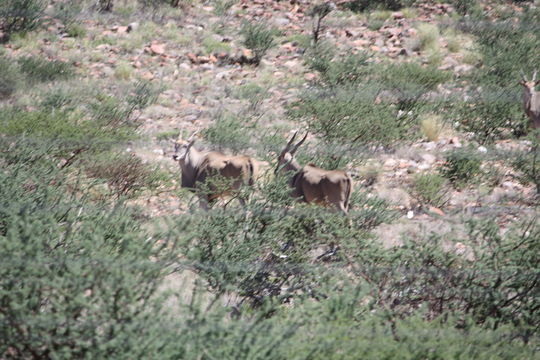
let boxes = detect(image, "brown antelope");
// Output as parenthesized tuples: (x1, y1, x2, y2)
(172, 131, 257, 209)
(275, 132, 353, 214)
(519, 70, 540, 130)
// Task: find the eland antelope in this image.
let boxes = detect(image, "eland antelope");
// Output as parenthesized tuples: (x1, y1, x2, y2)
(519, 70, 540, 130)
(173, 131, 257, 209)
(275, 132, 353, 214)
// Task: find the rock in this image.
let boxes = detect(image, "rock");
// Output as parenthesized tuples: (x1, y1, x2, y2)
(274, 17, 290, 26)
(449, 137, 462, 148)
(407, 210, 414, 219)
(127, 22, 139, 32)
(477, 146, 487, 153)
(304, 72, 317, 81)
(422, 142, 437, 151)
(376, 185, 413, 209)
(392, 11, 404, 19)
(179, 62, 191, 70)
(150, 42, 165, 55)
(398, 48, 410, 56)
(421, 153, 437, 164)
(455, 64, 474, 75)
(384, 158, 398, 168)
(428, 206, 445, 216)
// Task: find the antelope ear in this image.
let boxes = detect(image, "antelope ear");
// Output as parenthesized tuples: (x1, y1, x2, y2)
(518, 80, 526, 86)
(535, 80, 540, 86)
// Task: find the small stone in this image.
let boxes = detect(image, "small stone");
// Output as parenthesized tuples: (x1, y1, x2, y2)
(421, 153, 437, 164)
(127, 22, 139, 32)
(407, 210, 414, 219)
(150, 43, 165, 55)
(304, 73, 317, 81)
(477, 146, 487, 153)
(428, 206, 445, 216)
(449, 137, 462, 148)
(384, 158, 397, 168)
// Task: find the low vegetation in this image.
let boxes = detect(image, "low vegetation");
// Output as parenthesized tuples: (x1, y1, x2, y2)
(1, 0, 539, 358)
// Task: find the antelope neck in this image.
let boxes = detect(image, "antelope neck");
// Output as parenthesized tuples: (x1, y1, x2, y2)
(180, 147, 205, 188)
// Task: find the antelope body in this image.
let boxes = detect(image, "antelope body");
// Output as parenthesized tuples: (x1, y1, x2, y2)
(173, 133, 256, 209)
(276, 132, 353, 214)
(519, 71, 540, 130)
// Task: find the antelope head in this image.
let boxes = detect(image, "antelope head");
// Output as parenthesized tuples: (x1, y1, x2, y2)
(519, 70, 540, 94)
(172, 129, 199, 163)
(275, 131, 308, 174)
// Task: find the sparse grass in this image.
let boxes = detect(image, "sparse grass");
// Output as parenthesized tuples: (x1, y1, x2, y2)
(357, 163, 381, 186)
(234, 82, 270, 112)
(212, 0, 237, 16)
(240, 21, 279, 65)
(416, 22, 440, 51)
(401, 7, 418, 19)
(115, 61, 133, 80)
(202, 36, 231, 54)
(367, 18, 385, 31)
(0, 55, 19, 99)
(203, 113, 254, 152)
(425, 46, 443, 66)
(419, 114, 444, 141)
(17, 56, 73, 83)
(440, 148, 482, 188)
(156, 129, 181, 141)
(9, 31, 41, 51)
(461, 49, 482, 66)
(370, 10, 392, 21)
(65, 23, 86, 38)
(283, 33, 311, 49)
(412, 173, 449, 208)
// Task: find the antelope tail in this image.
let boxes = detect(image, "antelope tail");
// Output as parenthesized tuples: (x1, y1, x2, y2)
(344, 174, 353, 212)
(247, 159, 256, 186)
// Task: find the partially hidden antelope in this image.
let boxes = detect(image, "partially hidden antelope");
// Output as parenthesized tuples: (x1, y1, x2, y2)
(172, 131, 257, 209)
(519, 70, 540, 130)
(275, 132, 353, 214)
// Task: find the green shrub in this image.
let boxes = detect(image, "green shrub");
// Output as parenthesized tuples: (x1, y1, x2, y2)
(288, 86, 406, 145)
(377, 62, 451, 111)
(17, 55, 73, 82)
(98, 0, 114, 12)
(53, 0, 82, 26)
(305, 49, 371, 87)
(453, 6, 540, 142)
(0, 0, 46, 41)
(240, 21, 278, 65)
(233, 82, 270, 113)
(212, 0, 237, 16)
(511, 135, 540, 194)
(344, 0, 405, 12)
(202, 114, 254, 153)
(440, 148, 482, 187)
(85, 152, 162, 198)
(451, 0, 481, 16)
(448, 90, 525, 143)
(0, 55, 19, 98)
(412, 173, 449, 207)
(173, 183, 393, 307)
(65, 23, 86, 38)
(0, 139, 179, 358)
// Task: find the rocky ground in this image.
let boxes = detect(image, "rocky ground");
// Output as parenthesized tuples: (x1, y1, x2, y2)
(4, 0, 537, 245)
